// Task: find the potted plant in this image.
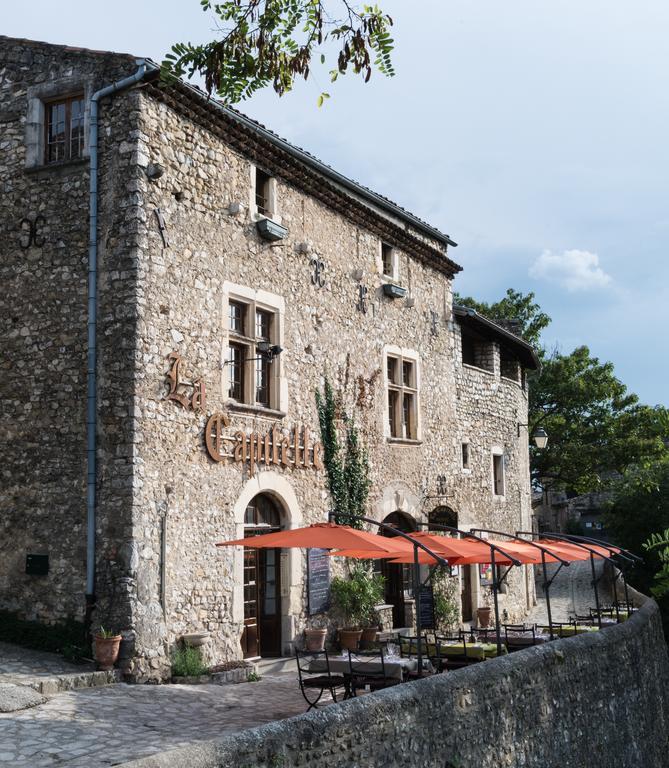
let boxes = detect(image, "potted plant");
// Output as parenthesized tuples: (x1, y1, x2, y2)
(94, 626, 122, 671)
(330, 565, 385, 651)
(304, 627, 328, 651)
(476, 606, 492, 628)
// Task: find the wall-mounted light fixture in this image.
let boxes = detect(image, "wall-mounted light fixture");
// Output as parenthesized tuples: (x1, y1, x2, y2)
(518, 423, 549, 449)
(224, 343, 284, 366)
(351, 268, 364, 281)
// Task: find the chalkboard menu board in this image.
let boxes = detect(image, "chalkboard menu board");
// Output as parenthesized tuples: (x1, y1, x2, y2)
(418, 585, 436, 630)
(308, 548, 331, 615)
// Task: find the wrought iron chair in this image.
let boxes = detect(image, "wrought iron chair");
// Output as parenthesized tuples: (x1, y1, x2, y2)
(346, 648, 400, 695)
(435, 634, 483, 670)
(503, 623, 536, 651)
(398, 634, 431, 679)
(294, 649, 348, 710)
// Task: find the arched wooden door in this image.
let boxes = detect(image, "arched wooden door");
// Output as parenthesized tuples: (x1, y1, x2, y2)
(380, 511, 417, 629)
(242, 494, 282, 658)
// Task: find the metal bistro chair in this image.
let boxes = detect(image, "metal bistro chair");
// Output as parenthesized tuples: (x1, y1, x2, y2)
(503, 623, 536, 651)
(347, 648, 400, 696)
(295, 649, 348, 710)
(435, 634, 482, 670)
(398, 634, 430, 680)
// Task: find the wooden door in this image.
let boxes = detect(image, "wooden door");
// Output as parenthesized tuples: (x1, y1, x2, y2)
(241, 495, 283, 658)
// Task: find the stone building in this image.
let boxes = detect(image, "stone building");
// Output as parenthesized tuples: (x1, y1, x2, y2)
(0, 36, 539, 679)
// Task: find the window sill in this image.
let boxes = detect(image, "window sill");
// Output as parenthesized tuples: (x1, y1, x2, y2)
(226, 401, 286, 420)
(386, 437, 422, 446)
(500, 375, 522, 387)
(25, 157, 88, 176)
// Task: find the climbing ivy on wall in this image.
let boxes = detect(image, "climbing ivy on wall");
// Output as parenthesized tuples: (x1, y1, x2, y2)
(315, 375, 371, 529)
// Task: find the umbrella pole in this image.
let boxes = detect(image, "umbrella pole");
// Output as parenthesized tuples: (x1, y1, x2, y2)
(541, 550, 554, 641)
(414, 541, 423, 678)
(590, 553, 602, 628)
(622, 567, 631, 613)
(491, 548, 502, 657)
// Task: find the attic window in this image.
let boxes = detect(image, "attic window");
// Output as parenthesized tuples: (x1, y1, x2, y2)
(45, 95, 85, 164)
(255, 168, 272, 216)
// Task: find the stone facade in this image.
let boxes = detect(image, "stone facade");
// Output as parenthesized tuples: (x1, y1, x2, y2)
(0, 36, 537, 679)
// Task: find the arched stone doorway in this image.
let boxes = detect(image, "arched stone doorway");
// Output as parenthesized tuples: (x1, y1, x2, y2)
(242, 494, 283, 658)
(428, 505, 472, 623)
(380, 511, 417, 629)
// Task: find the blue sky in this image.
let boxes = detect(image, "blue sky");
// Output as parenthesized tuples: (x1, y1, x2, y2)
(5, 0, 668, 405)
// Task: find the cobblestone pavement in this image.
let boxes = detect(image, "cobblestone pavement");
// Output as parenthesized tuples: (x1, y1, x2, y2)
(0, 643, 96, 684)
(0, 672, 330, 766)
(526, 558, 610, 624)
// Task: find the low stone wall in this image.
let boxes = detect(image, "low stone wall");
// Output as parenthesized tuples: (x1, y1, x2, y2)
(124, 595, 669, 768)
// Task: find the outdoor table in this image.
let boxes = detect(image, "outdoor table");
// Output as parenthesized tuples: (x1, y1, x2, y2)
(540, 625, 600, 637)
(504, 632, 550, 647)
(438, 642, 508, 660)
(308, 653, 431, 681)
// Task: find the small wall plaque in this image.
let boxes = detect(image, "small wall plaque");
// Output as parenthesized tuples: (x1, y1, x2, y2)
(26, 554, 49, 576)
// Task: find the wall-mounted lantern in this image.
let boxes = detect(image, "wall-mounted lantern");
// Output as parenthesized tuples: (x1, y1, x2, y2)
(518, 423, 549, 449)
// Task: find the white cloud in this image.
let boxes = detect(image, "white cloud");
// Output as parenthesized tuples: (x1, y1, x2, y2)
(529, 249, 613, 292)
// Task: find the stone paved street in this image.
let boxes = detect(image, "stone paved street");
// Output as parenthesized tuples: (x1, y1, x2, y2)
(0, 672, 331, 766)
(526, 558, 609, 624)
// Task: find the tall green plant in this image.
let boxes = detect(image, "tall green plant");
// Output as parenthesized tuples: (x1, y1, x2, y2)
(330, 565, 384, 628)
(643, 529, 669, 599)
(315, 376, 371, 528)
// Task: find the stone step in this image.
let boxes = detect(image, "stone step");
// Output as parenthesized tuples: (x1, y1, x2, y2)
(1, 668, 121, 695)
(254, 656, 296, 677)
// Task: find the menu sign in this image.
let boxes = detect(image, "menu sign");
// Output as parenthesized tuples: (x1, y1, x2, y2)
(307, 548, 331, 616)
(418, 585, 436, 630)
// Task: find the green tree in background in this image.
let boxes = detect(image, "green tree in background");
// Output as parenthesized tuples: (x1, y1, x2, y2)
(164, 1, 395, 104)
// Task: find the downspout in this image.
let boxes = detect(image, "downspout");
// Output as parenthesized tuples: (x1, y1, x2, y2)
(86, 60, 154, 616)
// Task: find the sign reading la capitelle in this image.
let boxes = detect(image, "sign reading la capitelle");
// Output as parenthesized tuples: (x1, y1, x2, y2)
(205, 412, 324, 476)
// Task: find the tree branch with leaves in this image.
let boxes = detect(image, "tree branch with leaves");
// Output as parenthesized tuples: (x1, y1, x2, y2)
(163, 0, 395, 105)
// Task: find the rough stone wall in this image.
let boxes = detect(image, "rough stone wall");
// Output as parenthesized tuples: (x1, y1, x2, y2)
(452, 325, 535, 619)
(124, 90, 536, 677)
(124, 595, 669, 768)
(0, 38, 141, 626)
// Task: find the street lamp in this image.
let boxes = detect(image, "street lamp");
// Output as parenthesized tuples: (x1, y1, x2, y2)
(517, 423, 549, 449)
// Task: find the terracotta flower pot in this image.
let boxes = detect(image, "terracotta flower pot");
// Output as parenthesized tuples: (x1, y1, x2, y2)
(476, 607, 492, 629)
(360, 626, 379, 650)
(338, 629, 363, 651)
(304, 628, 327, 652)
(94, 634, 122, 671)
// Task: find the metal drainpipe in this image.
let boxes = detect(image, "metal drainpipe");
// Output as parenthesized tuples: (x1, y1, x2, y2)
(86, 60, 154, 615)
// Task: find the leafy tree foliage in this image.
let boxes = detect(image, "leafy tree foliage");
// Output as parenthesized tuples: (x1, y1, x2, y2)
(455, 289, 668, 493)
(605, 459, 669, 637)
(531, 347, 668, 492)
(163, 1, 394, 104)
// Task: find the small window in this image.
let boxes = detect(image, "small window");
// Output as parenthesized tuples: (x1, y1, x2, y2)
(381, 243, 394, 277)
(229, 301, 246, 334)
(45, 95, 85, 164)
(255, 168, 272, 216)
(461, 443, 470, 470)
(386, 352, 419, 440)
(492, 454, 505, 496)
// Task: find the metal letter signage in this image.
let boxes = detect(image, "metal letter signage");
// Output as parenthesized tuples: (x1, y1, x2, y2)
(19, 216, 46, 249)
(205, 412, 324, 476)
(357, 284, 368, 314)
(310, 256, 326, 288)
(165, 352, 206, 413)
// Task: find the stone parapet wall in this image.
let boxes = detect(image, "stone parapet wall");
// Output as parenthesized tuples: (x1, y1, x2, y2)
(124, 595, 669, 768)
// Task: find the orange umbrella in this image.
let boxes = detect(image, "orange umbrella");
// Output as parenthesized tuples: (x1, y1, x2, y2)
(534, 539, 606, 562)
(216, 522, 407, 554)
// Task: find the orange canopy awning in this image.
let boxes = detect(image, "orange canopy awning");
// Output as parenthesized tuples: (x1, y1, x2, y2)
(216, 522, 406, 554)
(534, 539, 608, 562)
